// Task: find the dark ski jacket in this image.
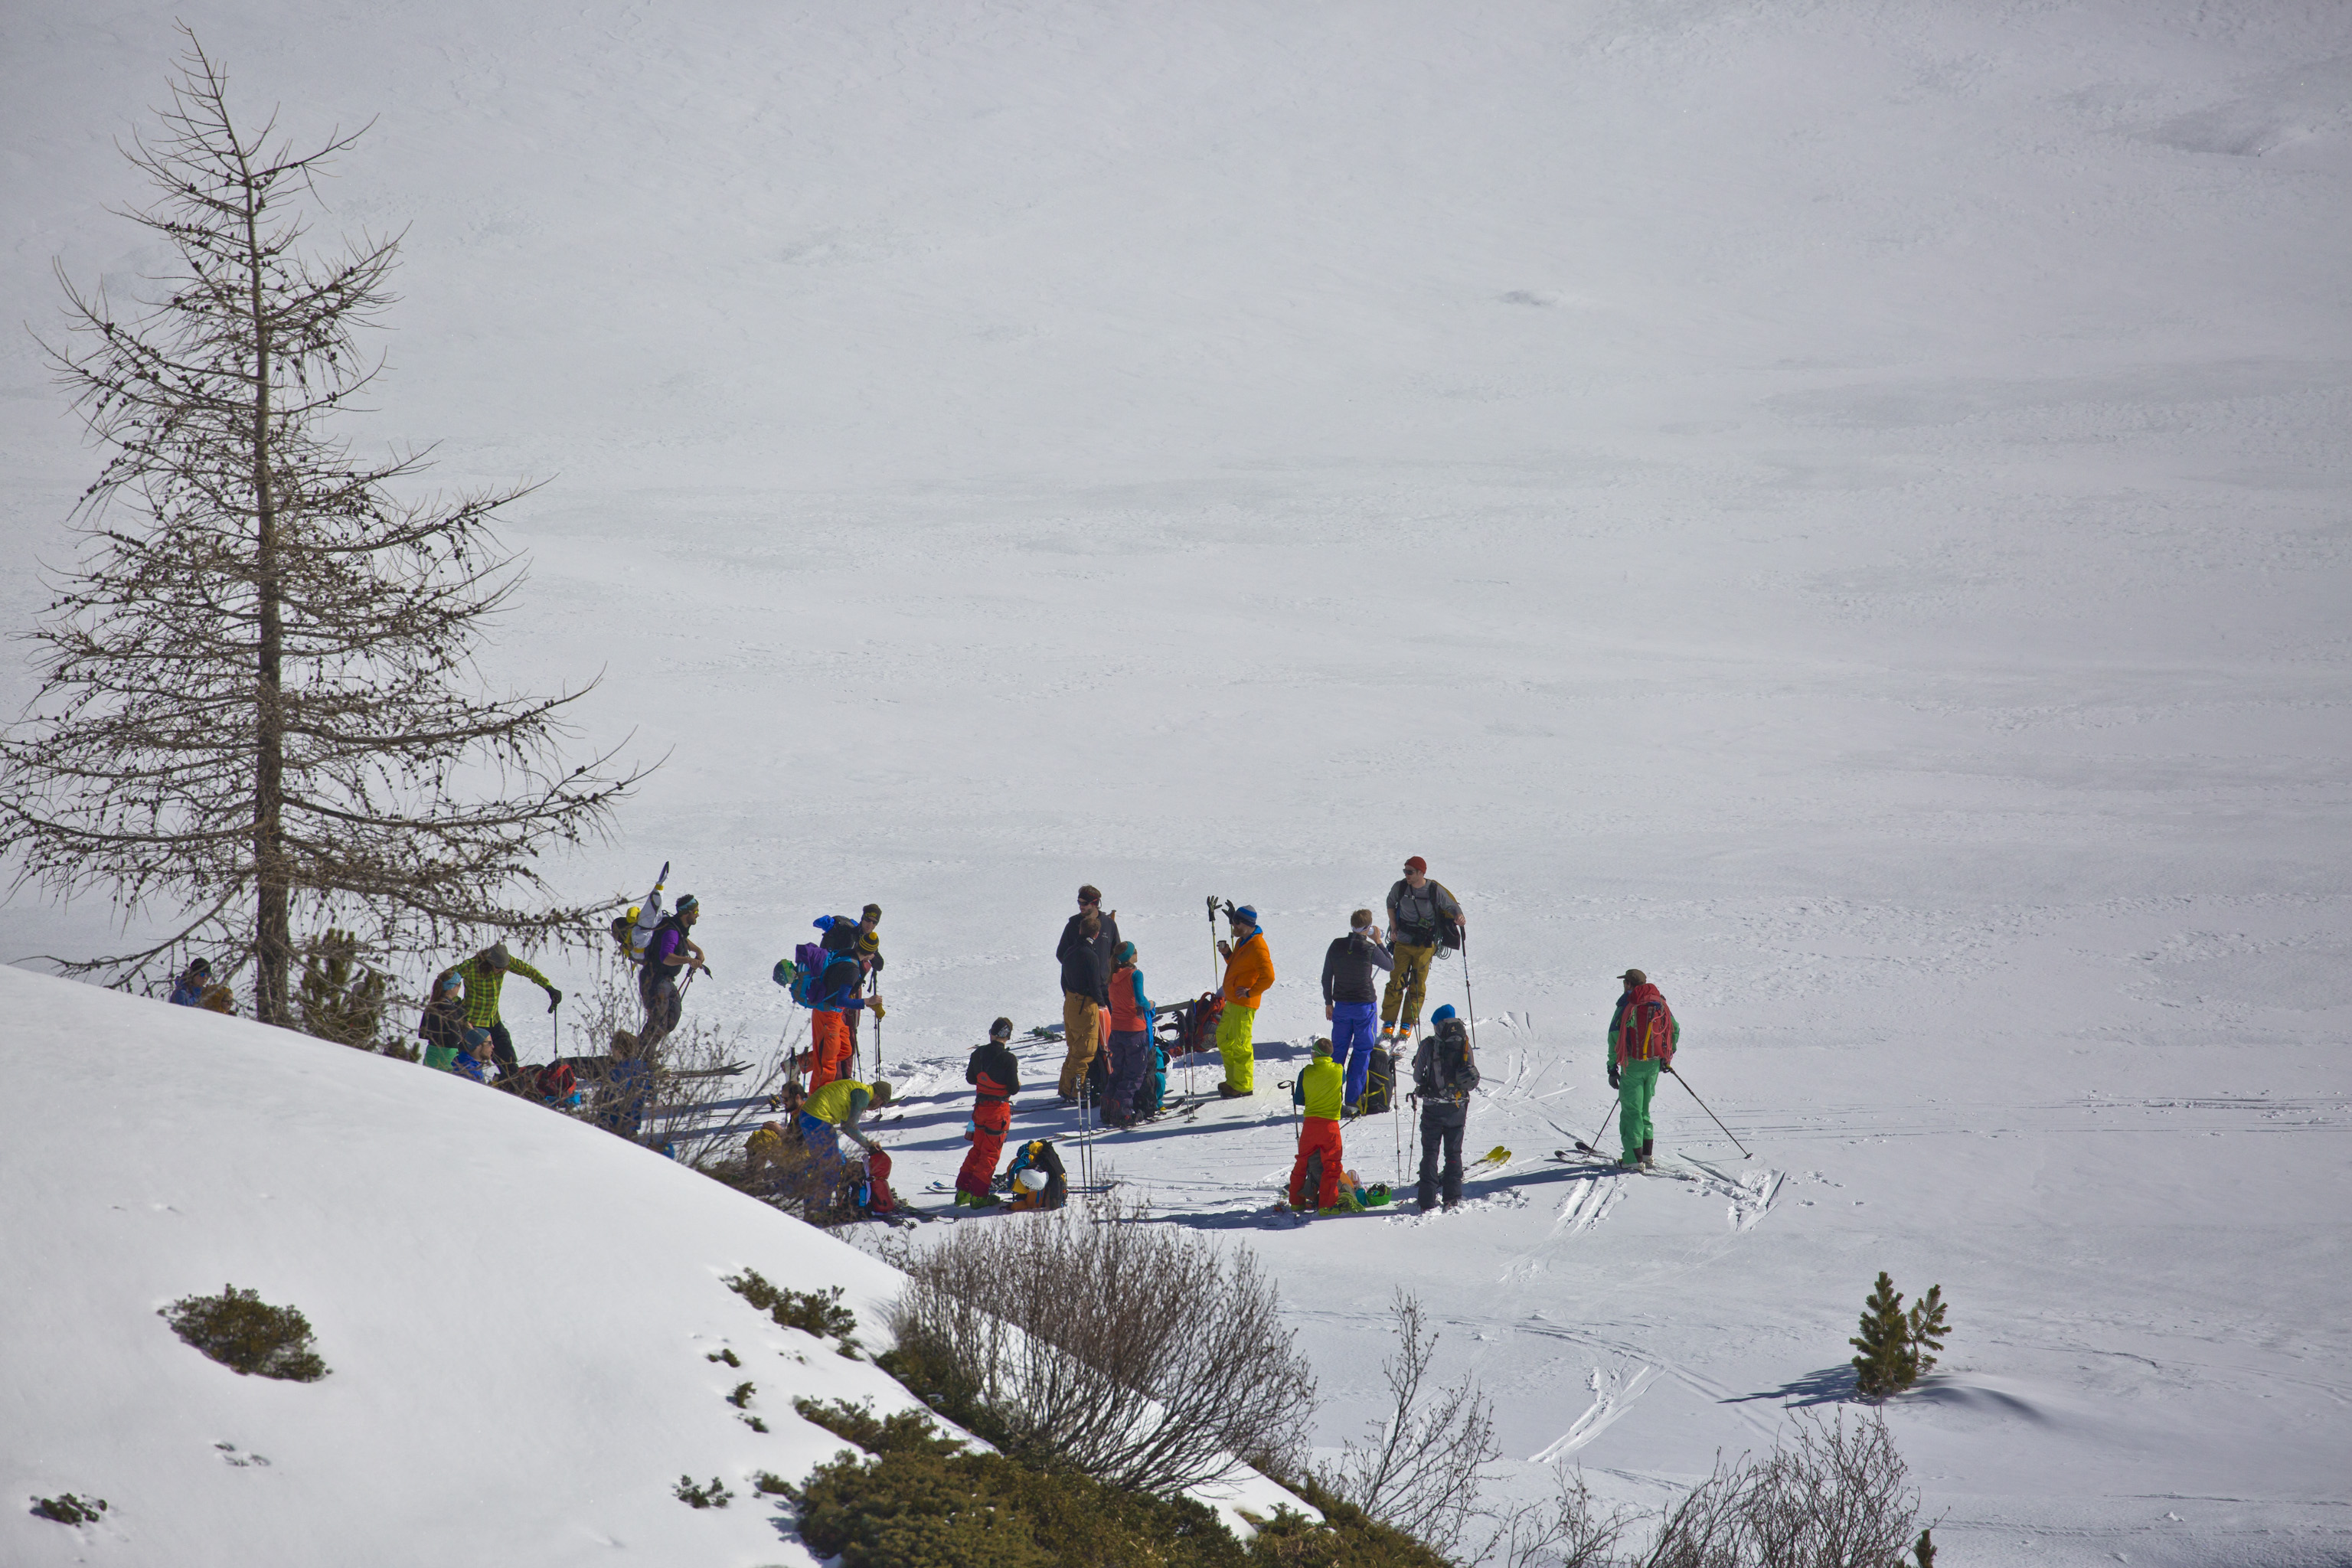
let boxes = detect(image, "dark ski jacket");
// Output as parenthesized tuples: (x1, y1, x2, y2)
(1321, 931, 1395, 1006)
(1387, 878, 1463, 948)
(1057, 912, 1119, 1003)
(967, 1040, 1020, 1103)
(814, 954, 869, 1012)
(418, 995, 469, 1055)
(1413, 1019, 1479, 1106)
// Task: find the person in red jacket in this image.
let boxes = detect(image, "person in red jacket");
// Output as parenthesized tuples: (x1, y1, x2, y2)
(1608, 969, 1680, 1171)
(956, 1018, 1021, 1207)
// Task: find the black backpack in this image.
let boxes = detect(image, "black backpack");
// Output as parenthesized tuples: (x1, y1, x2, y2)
(1362, 1047, 1395, 1114)
(1413, 1019, 1478, 1101)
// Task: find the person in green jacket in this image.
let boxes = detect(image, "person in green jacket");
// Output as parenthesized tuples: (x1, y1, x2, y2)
(1608, 969, 1680, 1171)
(1288, 1039, 1348, 1211)
(433, 941, 562, 1072)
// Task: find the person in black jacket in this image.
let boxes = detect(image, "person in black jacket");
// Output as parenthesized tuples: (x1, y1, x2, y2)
(1413, 1004, 1480, 1210)
(956, 1018, 1022, 1207)
(1054, 887, 1119, 1099)
(1322, 909, 1393, 1113)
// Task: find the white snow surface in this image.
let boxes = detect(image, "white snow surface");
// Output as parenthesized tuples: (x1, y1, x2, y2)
(4, 2, 2350, 1564)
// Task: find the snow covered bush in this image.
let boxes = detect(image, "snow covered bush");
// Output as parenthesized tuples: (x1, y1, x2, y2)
(885, 1193, 1314, 1494)
(159, 1285, 327, 1382)
(28, 1493, 108, 1526)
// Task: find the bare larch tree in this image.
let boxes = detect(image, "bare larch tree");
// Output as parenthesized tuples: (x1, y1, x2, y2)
(0, 31, 648, 1022)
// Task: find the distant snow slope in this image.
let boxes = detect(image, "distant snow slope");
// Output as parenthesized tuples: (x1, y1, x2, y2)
(4, 3, 2349, 1563)
(0, 967, 1299, 1566)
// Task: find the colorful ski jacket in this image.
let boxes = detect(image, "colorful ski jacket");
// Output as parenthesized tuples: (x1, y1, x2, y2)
(1221, 929, 1275, 1011)
(446, 952, 553, 1026)
(803, 1078, 873, 1127)
(1109, 962, 1154, 1034)
(1609, 985, 1679, 1066)
(1298, 1050, 1345, 1120)
(966, 1040, 1020, 1103)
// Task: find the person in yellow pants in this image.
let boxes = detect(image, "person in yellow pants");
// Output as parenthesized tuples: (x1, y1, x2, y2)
(1214, 905, 1275, 1096)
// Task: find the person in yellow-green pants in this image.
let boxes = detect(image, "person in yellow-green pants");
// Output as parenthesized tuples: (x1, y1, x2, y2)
(1214, 905, 1274, 1096)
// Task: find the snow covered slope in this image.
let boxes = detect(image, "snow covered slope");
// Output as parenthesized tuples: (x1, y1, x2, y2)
(0, 964, 920, 1565)
(5, 3, 2350, 1564)
(0, 965, 1289, 1564)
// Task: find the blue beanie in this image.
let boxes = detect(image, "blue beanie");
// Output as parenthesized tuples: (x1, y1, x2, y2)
(1431, 1004, 1457, 1024)
(1233, 905, 1258, 925)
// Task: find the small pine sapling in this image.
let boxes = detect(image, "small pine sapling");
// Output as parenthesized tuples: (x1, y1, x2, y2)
(673, 1475, 733, 1509)
(297, 929, 390, 1052)
(1906, 1285, 1949, 1380)
(1914, 1526, 1937, 1567)
(727, 1381, 756, 1409)
(1850, 1271, 1911, 1399)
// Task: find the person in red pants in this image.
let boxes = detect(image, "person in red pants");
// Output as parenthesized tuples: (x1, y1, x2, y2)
(956, 1017, 1021, 1207)
(1288, 1038, 1347, 1212)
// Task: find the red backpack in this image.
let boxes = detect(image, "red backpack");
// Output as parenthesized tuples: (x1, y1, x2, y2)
(1621, 991, 1677, 1063)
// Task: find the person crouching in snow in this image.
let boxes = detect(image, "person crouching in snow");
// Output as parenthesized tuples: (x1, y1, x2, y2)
(1215, 905, 1275, 1097)
(1103, 942, 1156, 1125)
(799, 1077, 890, 1210)
(956, 1018, 1021, 1207)
(1608, 969, 1678, 1171)
(1289, 1038, 1348, 1213)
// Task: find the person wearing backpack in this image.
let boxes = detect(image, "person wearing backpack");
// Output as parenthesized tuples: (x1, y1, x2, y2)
(1289, 1038, 1348, 1212)
(638, 897, 706, 1050)
(818, 906, 886, 1053)
(434, 940, 564, 1072)
(1103, 941, 1157, 1125)
(1413, 1004, 1479, 1210)
(1055, 890, 1119, 1100)
(1381, 858, 1463, 1047)
(1608, 969, 1679, 1171)
(810, 949, 879, 1090)
(1215, 905, 1276, 1097)
(956, 1018, 1022, 1207)
(1322, 910, 1393, 1114)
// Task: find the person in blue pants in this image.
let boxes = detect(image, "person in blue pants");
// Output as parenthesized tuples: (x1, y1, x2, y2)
(1322, 910, 1394, 1113)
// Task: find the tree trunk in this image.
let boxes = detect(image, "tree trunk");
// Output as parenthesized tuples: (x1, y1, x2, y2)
(246, 176, 291, 1025)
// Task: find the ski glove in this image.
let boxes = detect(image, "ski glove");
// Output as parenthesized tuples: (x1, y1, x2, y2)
(546, 987, 564, 1011)
(870, 998, 887, 1020)
(1606, 1063, 1621, 1091)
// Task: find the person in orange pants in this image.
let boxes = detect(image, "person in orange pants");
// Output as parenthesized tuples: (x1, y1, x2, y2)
(808, 949, 877, 1090)
(956, 1017, 1021, 1206)
(1288, 1038, 1347, 1211)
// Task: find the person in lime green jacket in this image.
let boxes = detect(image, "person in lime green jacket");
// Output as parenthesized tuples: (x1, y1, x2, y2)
(1288, 1039, 1347, 1211)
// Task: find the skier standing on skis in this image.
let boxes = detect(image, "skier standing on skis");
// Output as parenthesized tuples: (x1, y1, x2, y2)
(956, 1018, 1021, 1207)
(1055, 887, 1119, 1101)
(435, 940, 564, 1072)
(1215, 905, 1275, 1097)
(1381, 858, 1462, 1049)
(637, 896, 704, 1050)
(1609, 969, 1679, 1171)
(1413, 1003, 1479, 1210)
(1289, 1037, 1347, 1211)
(816, 905, 885, 1051)
(1322, 910, 1393, 1114)
(1103, 941, 1156, 1125)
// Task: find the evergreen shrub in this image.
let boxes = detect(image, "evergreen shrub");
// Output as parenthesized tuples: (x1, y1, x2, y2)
(1851, 1272, 1952, 1398)
(161, 1285, 327, 1381)
(30, 1494, 108, 1525)
(724, 1269, 860, 1350)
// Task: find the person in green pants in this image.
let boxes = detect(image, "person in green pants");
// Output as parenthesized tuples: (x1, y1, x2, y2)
(1607, 968, 1679, 1171)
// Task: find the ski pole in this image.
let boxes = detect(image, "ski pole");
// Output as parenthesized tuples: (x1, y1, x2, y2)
(1461, 929, 1476, 1052)
(1666, 1065, 1752, 1158)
